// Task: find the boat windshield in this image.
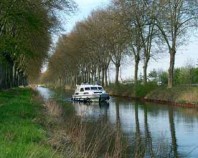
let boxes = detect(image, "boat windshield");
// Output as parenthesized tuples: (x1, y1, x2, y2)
(91, 87, 98, 90)
(84, 87, 90, 91)
(98, 87, 103, 90)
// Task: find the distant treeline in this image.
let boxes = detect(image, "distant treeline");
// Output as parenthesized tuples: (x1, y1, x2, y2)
(0, 0, 75, 89)
(151, 67, 198, 86)
(42, 0, 198, 88)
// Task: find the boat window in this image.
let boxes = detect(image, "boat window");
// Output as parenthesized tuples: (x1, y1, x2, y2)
(91, 87, 97, 90)
(98, 87, 103, 90)
(85, 87, 90, 91)
(80, 88, 84, 92)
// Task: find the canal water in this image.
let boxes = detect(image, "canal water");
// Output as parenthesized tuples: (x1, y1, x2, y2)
(37, 87, 198, 158)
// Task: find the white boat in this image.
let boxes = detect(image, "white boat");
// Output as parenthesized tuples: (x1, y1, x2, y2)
(72, 83, 110, 102)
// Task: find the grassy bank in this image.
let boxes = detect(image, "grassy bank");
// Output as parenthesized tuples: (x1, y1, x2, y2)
(0, 88, 61, 158)
(0, 87, 128, 157)
(107, 83, 198, 106)
(145, 85, 198, 104)
(106, 82, 158, 98)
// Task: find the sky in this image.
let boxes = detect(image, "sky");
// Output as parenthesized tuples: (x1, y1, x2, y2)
(63, 0, 198, 81)
(65, 0, 110, 32)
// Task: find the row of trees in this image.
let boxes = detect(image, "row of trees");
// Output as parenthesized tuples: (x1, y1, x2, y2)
(43, 0, 198, 88)
(0, 0, 75, 89)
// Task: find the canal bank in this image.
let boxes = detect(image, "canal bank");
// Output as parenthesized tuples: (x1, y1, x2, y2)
(0, 87, 120, 157)
(0, 88, 63, 157)
(107, 84, 198, 108)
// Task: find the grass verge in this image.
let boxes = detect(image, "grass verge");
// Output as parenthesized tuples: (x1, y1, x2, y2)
(0, 88, 61, 158)
(107, 83, 198, 106)
(107, 82, 158, 98)
(145, 85, 198, 104)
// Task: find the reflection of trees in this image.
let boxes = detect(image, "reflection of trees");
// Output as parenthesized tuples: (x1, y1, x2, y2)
(115, 100, 120, 128)
(134, 103, 145, 157)
(99, 101, 109, 122)
(139, 103, 162, 118)
(144, 105, 155, 158)
(134, 103, 176, 158)
(177, 108, 198, 126)
(115, 99, 122, 157)
(168, 107, 179, 158)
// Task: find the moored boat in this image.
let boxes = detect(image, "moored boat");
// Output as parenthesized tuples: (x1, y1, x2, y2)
(72, 83, 110, 102)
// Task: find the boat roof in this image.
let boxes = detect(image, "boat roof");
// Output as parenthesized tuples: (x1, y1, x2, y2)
(76, 83, 102, 88)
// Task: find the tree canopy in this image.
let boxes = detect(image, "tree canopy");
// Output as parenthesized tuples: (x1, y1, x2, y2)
(0, 0, 75, 89)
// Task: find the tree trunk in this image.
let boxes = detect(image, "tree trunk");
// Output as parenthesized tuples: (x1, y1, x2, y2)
(87, 70, 90, 83)
(168, 49, 176, 88)
(115, 64, 120, 85)
(5, 64, 12, 89)
(12, 64, 16, 86)
(143, 58, 149, 85)
(4, 66, 7, 89)
(105, 68, 108, 86)
(75, 74, 78, 86)
(16, 70, 19, 86)
(102, 67, 105, 86)
(134, 58, 139, 84)
(108, 68, 111, 85)
(98, 67, 101, 82)
(59, 77, 62, 87)
(91, 72, 94, 84)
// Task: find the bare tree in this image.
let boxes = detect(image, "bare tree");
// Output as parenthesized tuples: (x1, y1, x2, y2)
(100, 8, 128, 85)
(112, 0, 146, 84)
(152, 0, 198, 88)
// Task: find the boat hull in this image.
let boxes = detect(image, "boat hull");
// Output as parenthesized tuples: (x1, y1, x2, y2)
(72, 93, 110, 102)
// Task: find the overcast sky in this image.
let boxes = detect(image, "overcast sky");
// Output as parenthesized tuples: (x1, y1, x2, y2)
(64, 0, 198, 80)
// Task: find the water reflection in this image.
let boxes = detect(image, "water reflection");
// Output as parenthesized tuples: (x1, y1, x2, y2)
(73, 99, 198, 157)
(144, 105, 155, 158)
(36, 86, 54, 101)
(73, 101, 109, 121)
(36, 87, 198, 158)
(169, 107, 179, 158)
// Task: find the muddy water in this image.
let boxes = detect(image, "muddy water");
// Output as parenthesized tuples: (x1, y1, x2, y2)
(37, 87, 198, 158)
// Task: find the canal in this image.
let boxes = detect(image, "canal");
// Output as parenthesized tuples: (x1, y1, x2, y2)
(37, 86, 198, 158)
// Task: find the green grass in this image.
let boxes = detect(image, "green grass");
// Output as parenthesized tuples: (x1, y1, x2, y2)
(145, 85, 198, 104)
(107, 82, 158, 98)
(0, 88, 61, 158)
(107, 83, 198, 104)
